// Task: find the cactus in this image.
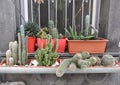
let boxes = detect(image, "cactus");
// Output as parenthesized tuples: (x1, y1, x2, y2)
(8, 57, 14, 66)
(101, 54, 115, 66)
(6, 49, 12, 65)
(9, 42, 13, 50)
(11, 41, 18, 65)
(18, 25, 28, 65)
(35, 39, 58, 66)
(48, 20, 59, 39)
(68, 62, 77, 72)
(85, 15, 90, 36)
(56, 59, 71, 77)
(88, 56, 98, 66)
(6, 41, 18, 65)
(37, 27, 52, 39)
(72, 53, 82, 63)
(81, 51, 90, 59)
(77, 59, 91, 69)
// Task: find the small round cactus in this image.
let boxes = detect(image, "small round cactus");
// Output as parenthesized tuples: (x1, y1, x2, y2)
(101, 54, 115, 66)
(81, 51, 90, 59)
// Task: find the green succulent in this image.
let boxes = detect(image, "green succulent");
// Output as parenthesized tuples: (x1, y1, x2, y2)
(24, 22, 38, 37)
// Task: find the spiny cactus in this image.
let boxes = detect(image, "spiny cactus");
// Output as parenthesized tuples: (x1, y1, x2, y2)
(56, 59, 71, 77)
(6, 41, 18, 65)
(8, 57, 14, 66)
(18, 25, 28, 65)
(85, 15, 90, 36)
(68, 62, 77, 72)
(35, 39, 58, 66)
(37, 27, 52, 39)
(101, 54, 115, 66)
(81, 51, 90, 59)
(6, 49, 12, 65)
(48, 20, 58, 39)
(77, 59, 91, 69)
(11, 41, 18, 64)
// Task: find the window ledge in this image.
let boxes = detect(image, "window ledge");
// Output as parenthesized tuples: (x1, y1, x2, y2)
(0, 66, 120, 74)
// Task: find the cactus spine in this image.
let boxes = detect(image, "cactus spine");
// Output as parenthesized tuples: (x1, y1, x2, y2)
(18, 25, 28, 65)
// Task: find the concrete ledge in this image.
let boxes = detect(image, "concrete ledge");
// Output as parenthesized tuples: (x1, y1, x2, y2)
(0, 66, 120, 74)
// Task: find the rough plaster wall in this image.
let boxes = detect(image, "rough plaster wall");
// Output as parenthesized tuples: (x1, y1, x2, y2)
(0, 73, 119, 85)
(0, 0, 16, 52)
(107, 0, 120, 52)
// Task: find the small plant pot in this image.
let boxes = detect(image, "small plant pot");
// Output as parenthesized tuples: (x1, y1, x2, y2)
(68, 38, 108, 54)
(54, 38, 67, 53)
(27, 36, 36, 53)
(37, 38, 46, 49)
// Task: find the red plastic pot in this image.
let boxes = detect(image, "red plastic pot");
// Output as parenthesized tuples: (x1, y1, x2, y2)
(27, 37, 36, 53)
(54, 38, 67, 53)
(37, 38, 46, 49)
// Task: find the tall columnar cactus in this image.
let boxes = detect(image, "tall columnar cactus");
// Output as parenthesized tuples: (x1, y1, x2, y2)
(18, 25, 28, 65)
(48, 20, 58, 39)
(85, 15, 90, 36)
(6, 41, 18, 65)
(11, 41, 18, 64)
(6, 49, 12, 65)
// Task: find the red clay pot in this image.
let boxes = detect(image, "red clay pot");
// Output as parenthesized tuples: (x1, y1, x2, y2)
(68, 38, 108, 54)
(37, 38, 46, 49)
(27, 36, 36, 53)
(54, 38, 67, 53)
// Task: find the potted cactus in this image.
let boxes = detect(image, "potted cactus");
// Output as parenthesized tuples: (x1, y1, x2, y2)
(37, 27, 52, 49)
(48, 20, 67, 53)
(37, 20, 67, 53)
(65, 15, 108, 54)
(35, 38, 59, 66)
(24, 22, 38, 53)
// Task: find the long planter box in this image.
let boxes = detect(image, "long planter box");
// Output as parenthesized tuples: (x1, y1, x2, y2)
(68, 38, 108, 54)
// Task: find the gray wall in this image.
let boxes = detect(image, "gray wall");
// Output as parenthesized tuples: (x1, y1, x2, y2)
(107, 0, 120, 52)
(0, 0, 16, 52)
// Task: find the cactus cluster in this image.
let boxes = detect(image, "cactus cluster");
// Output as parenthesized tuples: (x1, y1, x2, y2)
(35, 39, 59, 66)
(37, 27, 52, 39)
(17, 25, 28, 65)
(56, 52, 116, 77)
(6, 41, 18, 66)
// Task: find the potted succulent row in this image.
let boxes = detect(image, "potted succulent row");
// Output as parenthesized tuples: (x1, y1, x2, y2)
(37, 20, 67, 53)
(65, 15, 108, 54)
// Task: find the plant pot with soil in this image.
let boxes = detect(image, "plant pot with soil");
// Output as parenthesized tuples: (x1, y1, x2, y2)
(65, 15, 108, 54)
(24, 22, 38, 53)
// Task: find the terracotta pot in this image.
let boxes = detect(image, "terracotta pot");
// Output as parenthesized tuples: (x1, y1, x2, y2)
(27, 36, 36, 53)
(68, 38, 108, 54)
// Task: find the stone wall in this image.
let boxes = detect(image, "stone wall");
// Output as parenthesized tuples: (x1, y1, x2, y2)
(0, 73, 119, 85)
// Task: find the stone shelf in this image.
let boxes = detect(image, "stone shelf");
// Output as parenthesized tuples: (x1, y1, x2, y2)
(0, 66, 120, 74)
